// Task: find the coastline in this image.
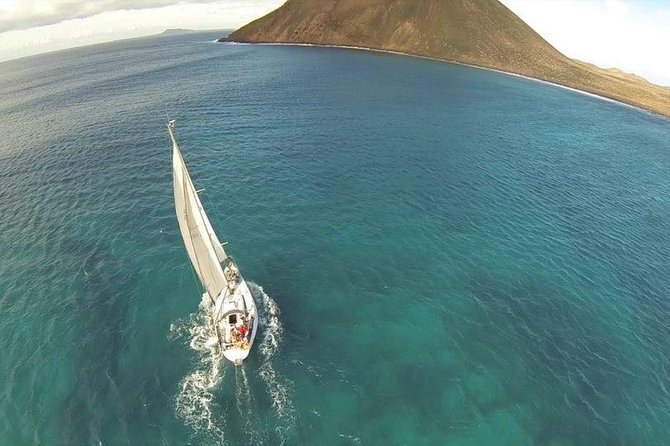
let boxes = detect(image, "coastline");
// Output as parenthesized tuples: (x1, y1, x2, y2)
(220, 41, 666, 121)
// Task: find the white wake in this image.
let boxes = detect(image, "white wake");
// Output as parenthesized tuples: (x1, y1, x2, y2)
(170, 282, 294, 442)
(170, 295, 227, 442)
(249, 282, 295, 423)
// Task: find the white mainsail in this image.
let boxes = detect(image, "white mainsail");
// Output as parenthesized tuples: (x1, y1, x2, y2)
(169, 122, 228, 301)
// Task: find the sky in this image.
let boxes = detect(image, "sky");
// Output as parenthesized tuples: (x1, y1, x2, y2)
(0, 0, 669, 86)
(0, 0, 284, 62)
(501, 0, 670, 86)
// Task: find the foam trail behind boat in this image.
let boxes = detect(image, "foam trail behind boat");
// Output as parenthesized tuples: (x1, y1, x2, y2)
(234, 365, 263, 443)
(248, 282, 295, 424)
(171, 283, 295, 443)
(170, 294, 227, 444)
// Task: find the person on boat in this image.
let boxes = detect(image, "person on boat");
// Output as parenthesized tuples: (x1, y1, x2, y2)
(239, 323, 248, 339)
(231, 326, 241, 343)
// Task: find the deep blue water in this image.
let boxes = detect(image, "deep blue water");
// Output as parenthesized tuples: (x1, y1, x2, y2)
(1, 31, 670, 445)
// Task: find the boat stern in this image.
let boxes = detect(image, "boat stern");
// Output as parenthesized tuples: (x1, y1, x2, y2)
(223, 347, 250, 365)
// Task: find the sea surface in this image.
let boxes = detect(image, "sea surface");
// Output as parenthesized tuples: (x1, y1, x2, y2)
(1, 31, 669, 446)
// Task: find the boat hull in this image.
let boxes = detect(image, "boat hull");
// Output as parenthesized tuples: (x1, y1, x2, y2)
(213, 278, 258, 364)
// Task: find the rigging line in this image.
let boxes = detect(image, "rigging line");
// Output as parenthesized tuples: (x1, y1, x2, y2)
(175, 156, 202, 297)
(200, 182, 228, 257)
(172, 119, 225, 256)
(169, 122, 200, 294)
(172, 128, 216, 307)
(177, 131, 225, 262)
(198, 148, 230, 260)
(182, 150, 217, 308)
(190, 171, 228, 266)
(182, 142, 229, 266)
(168, 118, 206, 302)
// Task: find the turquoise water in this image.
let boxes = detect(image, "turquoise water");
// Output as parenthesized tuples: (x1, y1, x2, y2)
(1, 31, 670, 445)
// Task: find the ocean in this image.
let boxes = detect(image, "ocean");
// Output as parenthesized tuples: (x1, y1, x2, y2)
(1, 31, 669, 446)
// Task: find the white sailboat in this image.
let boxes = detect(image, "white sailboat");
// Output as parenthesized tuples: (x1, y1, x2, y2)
(169, 119, 258, 364)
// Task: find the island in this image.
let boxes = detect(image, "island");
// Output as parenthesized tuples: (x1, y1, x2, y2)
(220, 0, 670, 118)
(161, 28, 197, 35)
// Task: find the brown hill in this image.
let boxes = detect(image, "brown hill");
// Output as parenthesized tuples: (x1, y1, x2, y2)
(223, 0, 670, 118)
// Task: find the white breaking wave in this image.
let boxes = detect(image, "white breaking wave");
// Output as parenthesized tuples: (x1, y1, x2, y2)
(170, 282, 295, 442)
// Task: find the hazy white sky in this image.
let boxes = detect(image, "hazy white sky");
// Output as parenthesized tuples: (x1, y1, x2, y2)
(0, 0, 668, 86)
(501, 0, 670, 86)
(0, 0, 284, 62)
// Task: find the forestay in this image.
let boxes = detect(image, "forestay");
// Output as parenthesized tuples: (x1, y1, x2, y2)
(170, 122, 229, 301)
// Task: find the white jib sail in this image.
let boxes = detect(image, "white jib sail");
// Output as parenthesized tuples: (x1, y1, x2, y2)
(170, 123, 229, 301)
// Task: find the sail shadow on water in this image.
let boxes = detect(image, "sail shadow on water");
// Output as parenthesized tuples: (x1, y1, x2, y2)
(56, 238, 133, 446)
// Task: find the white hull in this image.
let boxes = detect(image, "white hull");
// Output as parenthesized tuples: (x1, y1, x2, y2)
(213, 277, 258, 364)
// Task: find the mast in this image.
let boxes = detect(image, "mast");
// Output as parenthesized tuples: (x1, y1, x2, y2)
(170, 120, 229, 302)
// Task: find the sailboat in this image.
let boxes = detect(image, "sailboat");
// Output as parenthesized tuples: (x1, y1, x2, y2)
(168, 119, 258, 364)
